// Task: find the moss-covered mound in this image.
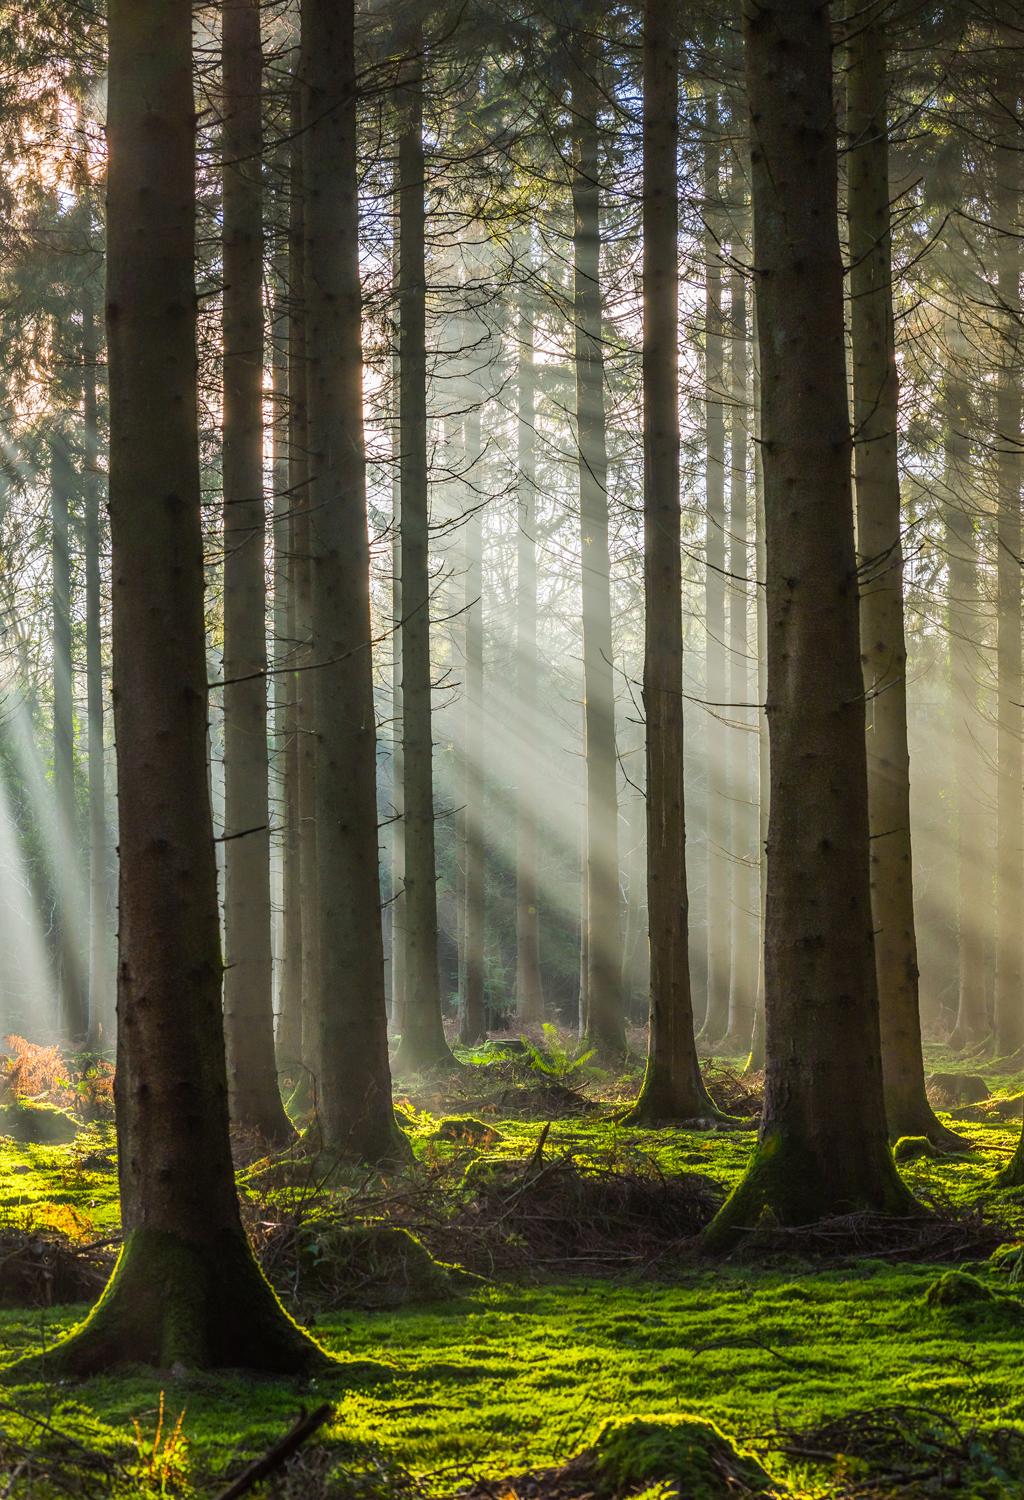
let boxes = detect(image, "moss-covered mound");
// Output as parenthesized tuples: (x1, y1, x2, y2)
(580, 1413, 773, 1498)
(925, 1270, 994, 1307)
(288, 1224, 455, 1310)
(893, 1134, 942, 1163)
(924, 1270, 1024, 1330)
(0, 1101, 78, 1144)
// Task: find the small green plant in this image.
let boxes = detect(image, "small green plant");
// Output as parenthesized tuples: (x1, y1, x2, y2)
(132, 1392, 189, 1495)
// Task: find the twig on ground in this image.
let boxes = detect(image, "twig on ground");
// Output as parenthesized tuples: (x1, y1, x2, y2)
(214, 1403, 333, 1500)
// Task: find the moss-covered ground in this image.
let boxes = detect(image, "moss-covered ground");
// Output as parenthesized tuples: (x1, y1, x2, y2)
(0, 1038, 1023, 1495)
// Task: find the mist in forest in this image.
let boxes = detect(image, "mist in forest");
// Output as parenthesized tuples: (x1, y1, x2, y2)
(0, 0, 1016, 1099)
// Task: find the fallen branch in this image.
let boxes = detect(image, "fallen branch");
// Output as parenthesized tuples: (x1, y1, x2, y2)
(214, 1403, 333, 1500)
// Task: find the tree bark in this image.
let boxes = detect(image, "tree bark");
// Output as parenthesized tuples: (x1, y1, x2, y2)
(620, 732, 645, 1017)
(38, 0, 324, 1372)
(944, 355, 986, 1050)
(460, 399, 486, 1046)
(221, 0, 291, 1142)
(629, 0, 719, 1122)
(82, 292, 109, 1051)
(272, 261, 301, 1077)
(391, 31, 454, 1073)
(726, 260, 756, 1051)
(287, 91, 319, 1087)
(516, 257, 543, 1025)
(51, 434, 86, 1043)
(705, 0, 915, 1247)
(847, 5, 963, 1146)
(302, 0, 408, 1154)
(994, 110, 1023, 1058)
(745, 326, 767, 1074)
(272, 71, 302, 1078)
(578, 799, 589, 1037)
(703, 100, 729, 1046)
(571, 65, 623, 1060)
(390, 328, 406, 1033)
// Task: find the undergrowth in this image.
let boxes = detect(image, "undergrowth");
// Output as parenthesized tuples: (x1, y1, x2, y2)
(0, 1035, 1021, 1494)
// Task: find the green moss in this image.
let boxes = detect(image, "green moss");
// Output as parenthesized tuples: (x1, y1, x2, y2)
(0, 1075, 1023, 1484)
(893, 1135, 942, 1162)
(432, 1117, 503, 1146)
(0, 1101, 79, 1144)
(925, 1270, 995, 1307)
(583, 1413, 773, 1496)
(291, 1224, 456, 1309)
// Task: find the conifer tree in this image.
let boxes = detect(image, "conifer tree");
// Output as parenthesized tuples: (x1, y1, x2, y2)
(34, 0, 325, 1373)
(705, 0, 916, 1246)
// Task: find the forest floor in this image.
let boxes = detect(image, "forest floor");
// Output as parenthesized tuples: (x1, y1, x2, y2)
(0, 1034, 1023, 1496)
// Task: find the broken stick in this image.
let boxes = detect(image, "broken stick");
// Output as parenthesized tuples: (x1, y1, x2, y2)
(214, 1402, 333, 1500)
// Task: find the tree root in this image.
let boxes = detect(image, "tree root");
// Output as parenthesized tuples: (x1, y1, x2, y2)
(2, 1226, 331, 1378)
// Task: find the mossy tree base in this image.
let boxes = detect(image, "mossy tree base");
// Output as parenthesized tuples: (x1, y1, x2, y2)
(621, 1073, 750, 1130)
(701, 1127, 921, 1254)
(994, 1126, 1024, 1189)
(6, 1227, 331, 1378)
(302, 1112, 412, 1169)
(391, 1043, 462, 1077)
(885, 1095, 969, 1155)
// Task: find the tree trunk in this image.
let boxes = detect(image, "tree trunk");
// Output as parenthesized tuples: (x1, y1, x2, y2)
(302, 0, 407, 1155)
(516, 259, 543, 1025)
(994, 117, 1022, 1058)
(392, 32, 454, 1073)
(745, 327, 767, 1075)
(705, 0, 915, 1247)
(629, 0, 719, 1122)
(51, 435, 85, 1042)
(726, 261, 755, 1051)
(703, 100, 729, 1046)
(288, 94, 319, 1086)
(578, 800, 589, 1037)
(460, 400, 486, 1046)
(273, 70, 303, 1078)
(847, 5, 964, 1146)
(221, 0, 290, 1142)
(272, 263, 301, 1077)
(572, 67, 623, 1060)
(390, 324, 406, 1034)
(620, 733, 645, 1017)
(944, 356, 986, 1050)
(39, 0, 324, 1372)
(82, 291, 109, 1049)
